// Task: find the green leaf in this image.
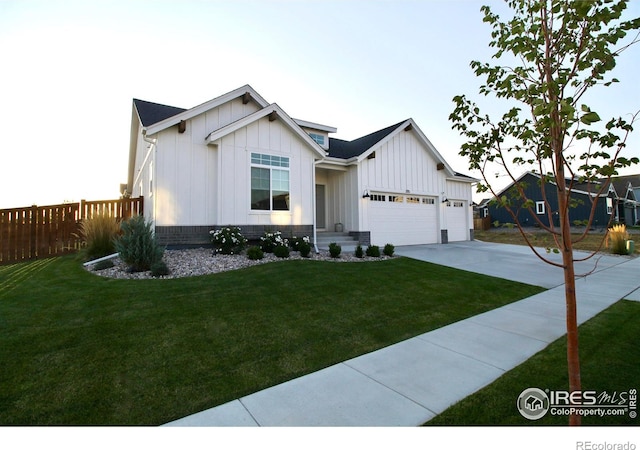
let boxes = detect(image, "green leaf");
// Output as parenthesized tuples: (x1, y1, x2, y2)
(581, 111, 601, 125)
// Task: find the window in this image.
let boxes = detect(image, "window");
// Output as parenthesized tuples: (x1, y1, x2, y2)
(423, 198, 435, 205)
(606, 197, 613, 215)
(309, 133, 325, 146)
(389, 195, 404, 203)
(370, 194, 386, 202)
(453, 201, 464, 207)
(251, 153, 290, 211)
(406, 196, 421, 204)
(149, 161, 153, 197)
(536, 201, 545, 215)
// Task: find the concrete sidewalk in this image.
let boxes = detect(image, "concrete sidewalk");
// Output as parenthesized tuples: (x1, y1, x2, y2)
(164, 244, 640, 426)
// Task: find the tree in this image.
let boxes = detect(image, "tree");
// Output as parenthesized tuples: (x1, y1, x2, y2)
(449, 0, 640, 425)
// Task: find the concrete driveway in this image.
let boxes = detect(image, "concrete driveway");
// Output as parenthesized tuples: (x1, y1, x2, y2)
(395, 240, 627, 289)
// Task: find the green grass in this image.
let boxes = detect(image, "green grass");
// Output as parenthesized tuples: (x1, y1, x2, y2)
(0, 256, 544, 425)
(426, 300, 640, 426)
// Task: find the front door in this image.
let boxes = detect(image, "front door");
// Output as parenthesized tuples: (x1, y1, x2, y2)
(316, 184, 326, 230)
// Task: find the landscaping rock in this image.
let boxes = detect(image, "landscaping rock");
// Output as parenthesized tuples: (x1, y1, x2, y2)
(86, 248, 394, 280)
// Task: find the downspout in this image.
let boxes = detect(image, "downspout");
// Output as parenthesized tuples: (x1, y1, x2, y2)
(133, 133, 157, 188)
(142, 131, 157, 226)
(313, 159, 319, 254)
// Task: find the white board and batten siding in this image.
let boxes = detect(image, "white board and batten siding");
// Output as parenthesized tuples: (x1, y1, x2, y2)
(135, 97, 261, 226)
(358, 129, 448, 246)
(140, 98, 315, 228)
(217, 116, 316, 227)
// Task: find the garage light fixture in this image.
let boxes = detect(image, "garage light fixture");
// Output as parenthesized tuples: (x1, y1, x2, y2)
(362, 189, 370, 199)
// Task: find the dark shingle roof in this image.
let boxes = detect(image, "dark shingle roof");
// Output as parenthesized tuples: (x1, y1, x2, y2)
(328, 120, 406, 159)
(607, 174, 640, 194)
(134, 99, 187, 127)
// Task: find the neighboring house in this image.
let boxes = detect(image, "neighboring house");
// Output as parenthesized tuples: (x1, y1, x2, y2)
(474, 198, 492, 219)
(607, 174, 640, 225)
(486, 171, 612, 229)
(125, 85, 476, 247)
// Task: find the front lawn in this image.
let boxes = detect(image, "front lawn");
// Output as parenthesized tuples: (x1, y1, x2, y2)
(426, 299, 640, 425)
(0, 255, 543, 425)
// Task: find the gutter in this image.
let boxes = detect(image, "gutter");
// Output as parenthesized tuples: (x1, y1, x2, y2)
(313, 159, 319, 254)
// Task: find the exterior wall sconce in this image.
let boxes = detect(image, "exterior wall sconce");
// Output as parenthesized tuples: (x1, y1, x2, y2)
(362, 189, 370, 199)
(441, 192, 448, 203)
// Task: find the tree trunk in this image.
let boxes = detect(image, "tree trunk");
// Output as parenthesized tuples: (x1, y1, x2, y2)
(562, 249, 581, 426)
(557, 172, 582, 426)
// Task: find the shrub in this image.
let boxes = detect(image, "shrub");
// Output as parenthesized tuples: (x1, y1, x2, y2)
(298, 241, 312, 258)
(329, 242, 341, 258)
(247, 245, 264, 260)
(274, 244, 290, 258)
(291, 236, 311, 251)
(151, 260, 170, 277)
(383, 243, 395, 257)
(79, 213, 120, 261)
(260, 231, 288, 253)
(355, 245, 364, 258)
(366, 245, 381, 257)
(93, 259, 115, 271)
(210, 226, 247, 255)
(114, 215, 164, 272)
(609, 224, 629, 255)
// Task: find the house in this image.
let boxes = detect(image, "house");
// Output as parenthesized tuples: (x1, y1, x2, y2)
(486, 171, 613, 229)
(124, 85, 476, 247)
(607, 174, 640, 225)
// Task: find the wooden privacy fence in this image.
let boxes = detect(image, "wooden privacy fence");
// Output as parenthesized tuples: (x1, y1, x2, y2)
(0, 197, 143, 265)
(474, 216, 492, 231)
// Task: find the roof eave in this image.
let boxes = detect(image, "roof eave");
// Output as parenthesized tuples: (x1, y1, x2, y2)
(205, 104, 327, 159)
(293, 118, 337, 133)
(447, 174, 479, 184)
(144, 85, 269, 136)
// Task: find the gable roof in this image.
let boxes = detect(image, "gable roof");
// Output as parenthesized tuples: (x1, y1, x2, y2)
(205, 103, 327, 159)
(606, 174, 640, 197)
(133, 99, 187, 127)
(328, 121, 405, 159)
(326, 119, 475, 182)
(137, 85, 270, 136)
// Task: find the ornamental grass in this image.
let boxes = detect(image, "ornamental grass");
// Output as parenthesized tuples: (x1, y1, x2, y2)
(79, 213, 120, 261)
(608, 224, 629, 255)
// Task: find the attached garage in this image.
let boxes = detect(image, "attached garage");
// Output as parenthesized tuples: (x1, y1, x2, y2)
(444, 200, 469, 242)
(368, 193, 439, 246)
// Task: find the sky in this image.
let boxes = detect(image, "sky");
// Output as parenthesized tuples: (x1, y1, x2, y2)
(1, 0, 639, 209)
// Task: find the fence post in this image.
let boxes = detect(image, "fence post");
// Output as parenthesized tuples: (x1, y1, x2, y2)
(30, 205, 38, 260)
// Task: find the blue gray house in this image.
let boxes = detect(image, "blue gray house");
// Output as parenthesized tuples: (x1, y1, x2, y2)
(486, 171, 613, 229)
